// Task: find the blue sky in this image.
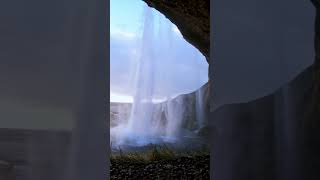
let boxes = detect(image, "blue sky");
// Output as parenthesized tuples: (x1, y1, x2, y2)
(110, 0, 208, 102)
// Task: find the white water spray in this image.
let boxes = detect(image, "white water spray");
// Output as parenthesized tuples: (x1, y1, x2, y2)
(165, 96, 185, 140)
(110, 4, 208, 147)
(112, 6, 156, 146)
(196, 87, 206, 130)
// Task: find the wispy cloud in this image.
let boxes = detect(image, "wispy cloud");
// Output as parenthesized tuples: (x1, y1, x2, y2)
(110, 26, 137, 40)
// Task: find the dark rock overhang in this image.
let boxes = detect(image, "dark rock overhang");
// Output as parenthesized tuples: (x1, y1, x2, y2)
(142, 0, 210, 62)
(312, 0, 319, 65)
(310, 0, 320, 130)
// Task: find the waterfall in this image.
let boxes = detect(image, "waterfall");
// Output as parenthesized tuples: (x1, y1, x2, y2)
(110, 3, 207, 147)
(196, 87, 205, 130)
(111, 6, 161, 146)
(165, 96, 185, 141)
(195, 50, 207, 131)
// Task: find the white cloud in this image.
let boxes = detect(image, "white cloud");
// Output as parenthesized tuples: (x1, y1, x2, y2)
(110, 91, 133, 102)
(110, 27, 137, 40)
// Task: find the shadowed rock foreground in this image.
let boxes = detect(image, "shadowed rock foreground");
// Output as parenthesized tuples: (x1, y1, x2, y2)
(110, 155, 209, 180)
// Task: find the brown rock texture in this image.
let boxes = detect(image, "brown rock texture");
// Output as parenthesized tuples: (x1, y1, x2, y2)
(142, 0, 210, 61)
(110, 83, 210, 133)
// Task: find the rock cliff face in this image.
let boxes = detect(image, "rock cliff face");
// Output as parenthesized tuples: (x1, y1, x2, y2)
(143, 0, 210, 61)
(110, 83, 209, 134)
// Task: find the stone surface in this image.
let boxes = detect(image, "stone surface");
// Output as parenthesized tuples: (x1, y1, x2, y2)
(110, 83, 210, 133)
(143, 0, 210, 61)
(110, 155, 210, 180)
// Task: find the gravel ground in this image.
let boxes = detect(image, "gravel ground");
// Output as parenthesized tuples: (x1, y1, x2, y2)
(110, 155, 210, 180)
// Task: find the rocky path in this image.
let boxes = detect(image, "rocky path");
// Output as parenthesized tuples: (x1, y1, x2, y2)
(110, 155, 210, 180)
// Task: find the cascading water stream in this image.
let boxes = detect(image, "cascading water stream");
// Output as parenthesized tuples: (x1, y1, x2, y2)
(194, 51, 207, 131)
(111, 6, 179, 147)
(124, 5, 157, 145)
(196, 87, 205, 130)
(110, 4, 208, 148)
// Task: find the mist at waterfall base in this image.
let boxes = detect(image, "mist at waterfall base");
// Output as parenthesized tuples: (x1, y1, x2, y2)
(110, 3, 208, 149)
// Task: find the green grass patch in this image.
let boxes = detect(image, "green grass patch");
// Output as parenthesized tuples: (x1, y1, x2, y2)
(110, 144, 209, 163)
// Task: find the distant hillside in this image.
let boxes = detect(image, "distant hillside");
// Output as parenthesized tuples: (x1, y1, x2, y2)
(110, 83, 209, 131)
